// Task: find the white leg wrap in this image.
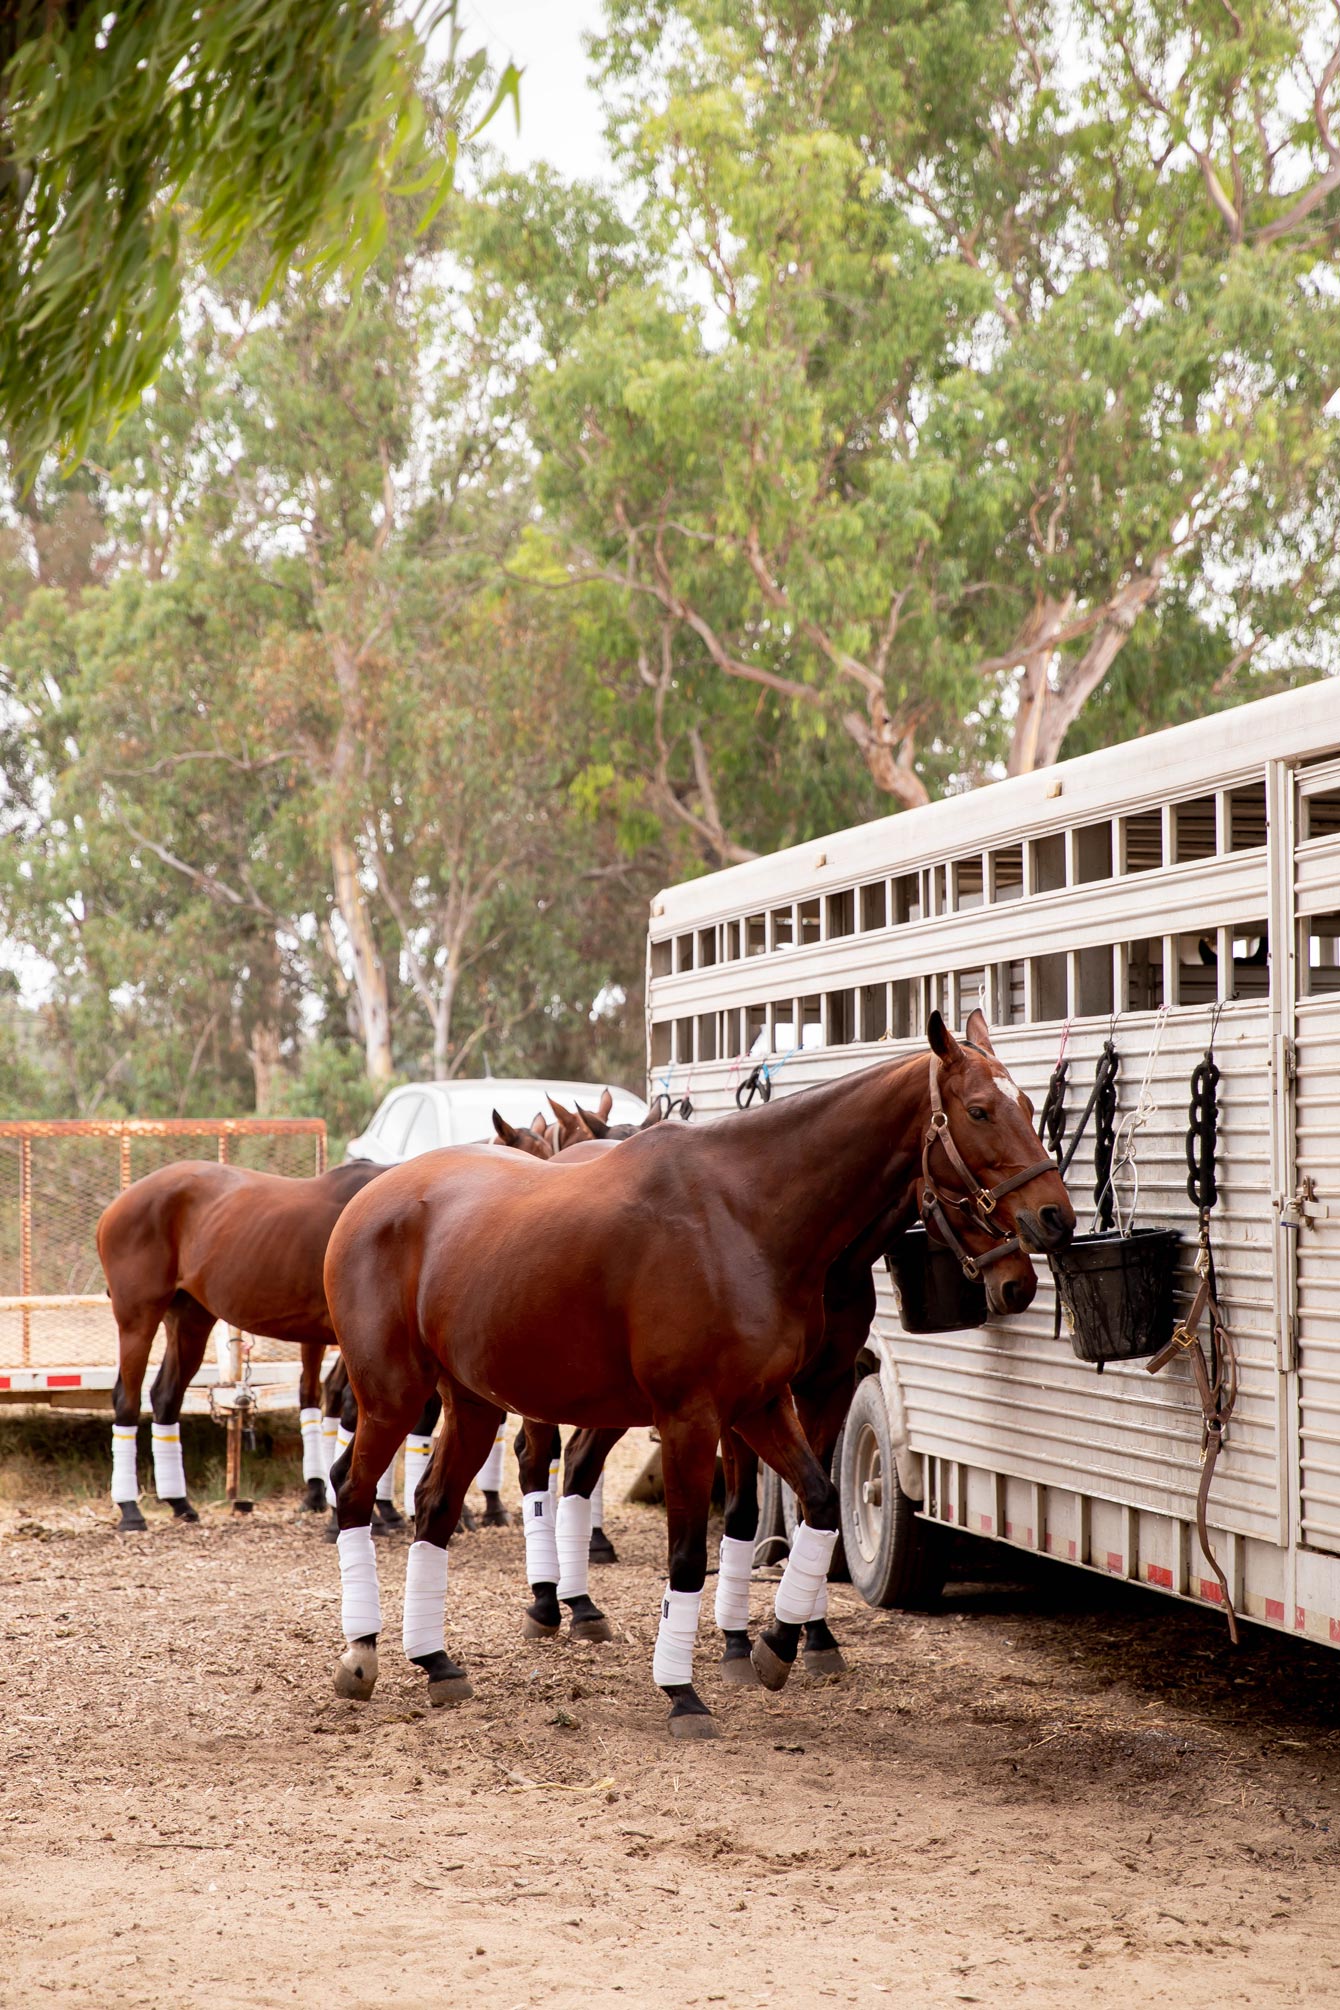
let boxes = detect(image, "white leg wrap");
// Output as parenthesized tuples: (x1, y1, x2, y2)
(714, 1534, 755, 1633)
(110, 1423, 139, 1504)
(809, 1578, 830, 1623)
(522, 1489, 559, 1587)
(300, 1408, 325, 1483)
(474, 1424, 505, 1493)
(151, 1422, 187, 1500)
(326, 1422, 354, 1509)
(376, 1455, 397, 1504)
(652, 1585, 701, 1688)
(401, 1540, 448, 1661)
(555, 1493, 591, 1599)
(590, 1472, 605, 1528)
(336, 1525, 382, 1642)
(774, 1520, 839, 1625)
(403, 1433, 434, 1518)
(548, 1456, 560, 1506)
(320, 1415, 340, 1476)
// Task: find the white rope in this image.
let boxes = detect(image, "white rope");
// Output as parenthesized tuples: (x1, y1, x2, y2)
(1100, 1004, 1169, 1236)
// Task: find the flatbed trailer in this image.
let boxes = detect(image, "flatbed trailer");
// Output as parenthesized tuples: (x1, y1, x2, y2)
(647, 682, 1340, 1644)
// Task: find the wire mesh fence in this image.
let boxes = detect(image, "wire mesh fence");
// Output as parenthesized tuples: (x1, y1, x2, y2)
(0, 1120, 326, 1372)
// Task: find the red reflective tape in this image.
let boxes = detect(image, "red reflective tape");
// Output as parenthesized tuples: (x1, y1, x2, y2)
(1004, 1520, 1014, 1538)
(1199, 1578, 1224, 1606)
(1330, 1618, 1340, 1645)
(0, 1375, 9, 1389)
(46, 1374, 80, 1388)
(1296, 1605, 1307, 1632)
(980, 1514, 992, 1534)
(1068, 1540, 1077, 1560)
(1106, 1551, 1124, 1575)
(1147, 1564, 1173, 1589)
(1265, 1599, 1285, 1624)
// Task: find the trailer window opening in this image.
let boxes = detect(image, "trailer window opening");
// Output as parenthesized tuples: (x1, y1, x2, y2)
(651, 939, 672, 979)
(1305, 913, 1340, 994)
(723, 1007, 741, 1057)
(956, 968, 985, 1019)
(651, 1021, 671, 1067)
(827, 988, 856, 1044)
(989, 845, 1025, 903)
(746, 913, 766, 957)
(1126, 938, 1165, 1010)
(1031, 952, 1067, 1021)
(1031, 832, 1066, 894)
(1303, 785, 1340, 842)
(893, 873, 921, 924)
(1074, 820, 1113, 884)
(745, 1004, 767, 1054)
(1174, 796, 1217, 864)
(1229, 922, 1269, 999)
(1228, 782, 1267, 850)
(697, 927, 718, 967)
(675, 1017, 694, 1062)
(771, 905, 794, 950)
(859, 981, 887, 1040)
(1174, 934, 1219, 1007)
(1122, 810, 1163, 873)
(676, 933, 695, 972)
(952, 857, 985, 911)
(826, 889, 854, 939)
(799, 899, 821, 945)
(725, 919, 741, 960)
(1076, 944, 1114, 1018)
(994, 960, 1025, 1025)
(860, 880, 888, 931)
(697, 1013, 718, 1062)
(800, 995, 823, 1049)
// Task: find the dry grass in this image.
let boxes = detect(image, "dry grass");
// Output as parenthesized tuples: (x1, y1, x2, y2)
(0, 1406, 304, 1506)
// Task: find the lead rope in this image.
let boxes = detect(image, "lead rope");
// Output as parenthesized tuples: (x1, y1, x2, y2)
(1040, 1030, 1121, 1342)
(1145, 1005, 1239, 1644)
(1100, 1004, 1169, 1237)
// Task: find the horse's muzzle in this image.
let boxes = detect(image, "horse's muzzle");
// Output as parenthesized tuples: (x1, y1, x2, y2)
(1015, 1205, 1074, 1255)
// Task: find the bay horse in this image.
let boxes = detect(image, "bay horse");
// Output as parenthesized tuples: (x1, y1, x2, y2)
(97, 1158, 391, 1530)
(321, 1012, 1074, 1738)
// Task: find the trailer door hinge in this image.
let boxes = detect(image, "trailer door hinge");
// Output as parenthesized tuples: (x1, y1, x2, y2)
(1280, 1034, 1298, 1084)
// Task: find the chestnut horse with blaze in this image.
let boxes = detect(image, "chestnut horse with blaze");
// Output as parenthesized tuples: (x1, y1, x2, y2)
(322, 1013, 1074, 1739)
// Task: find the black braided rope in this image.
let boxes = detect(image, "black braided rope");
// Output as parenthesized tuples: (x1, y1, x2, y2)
(1093, 1039, 1120, 1232)
(1186, 1053, 1220, 1214)
(1040, 1056, 1070, 1166)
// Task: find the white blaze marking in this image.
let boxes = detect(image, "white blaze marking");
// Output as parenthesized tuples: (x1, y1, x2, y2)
(996, 1078, 1024, 1107)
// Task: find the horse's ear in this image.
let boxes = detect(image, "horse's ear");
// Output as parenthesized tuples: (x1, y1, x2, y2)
(927, 1010, 963, 1063)
(964, 1008, 996, 1057)
(639, 1102, 664, 1129)
(548, 1096, 574, 1125)
(576, 1104, 610, 1138)
(530, 1111, 548, 1137)
(547, 1096, 588, 1147)
(598, 1087, 614, 1119)
(492, 1109, 520, 1146)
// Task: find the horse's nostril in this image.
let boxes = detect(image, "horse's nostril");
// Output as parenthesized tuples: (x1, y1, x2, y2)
(1039, 1205, 1071, 1245)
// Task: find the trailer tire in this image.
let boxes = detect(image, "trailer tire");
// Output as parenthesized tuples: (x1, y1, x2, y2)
(838, 1376, 943, 1610)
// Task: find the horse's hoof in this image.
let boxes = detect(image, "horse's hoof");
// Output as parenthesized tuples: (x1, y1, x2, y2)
(522, 1613, 561, 1640)
(373, 1499, 404, 1530)
(751, 1637, 793, 1692)
(801, 1646, 847, 1679)
(569, 1614, 613, 1644)
(301, 1477, 327, 1515)
(323, 1519, 340, 1544)
(669, 1711, 719, 1741)
(455, 1504, 478, 1535)
(588, 1528, 619, 1566)
(427, 1674, 474, 1708)
(333, 1643, 379, 1701)
(720, 1652, 761, 1687)
(480, 1507, 510, 1528)
(165, 1497, 199, 1523)
(116, 1501, 147, 1533)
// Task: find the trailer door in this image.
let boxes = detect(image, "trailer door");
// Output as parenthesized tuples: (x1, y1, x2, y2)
(1290, 754, 1340, 1554)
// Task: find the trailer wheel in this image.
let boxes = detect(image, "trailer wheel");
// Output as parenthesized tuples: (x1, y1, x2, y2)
(838, 1376, 943, 1610)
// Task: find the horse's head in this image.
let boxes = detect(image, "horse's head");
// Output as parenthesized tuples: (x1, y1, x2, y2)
(491, 1109, 554, 1161)
(546, 1096, 596, 1150)
(924, 1007, 1075, 1317)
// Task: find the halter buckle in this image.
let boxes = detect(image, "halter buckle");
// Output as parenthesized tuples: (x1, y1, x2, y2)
(930, 1110, 949, 1133)
(974, 1190, 998, 1219)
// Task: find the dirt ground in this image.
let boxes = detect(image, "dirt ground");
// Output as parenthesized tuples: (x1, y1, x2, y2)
(3, 1430, 1340, 2009)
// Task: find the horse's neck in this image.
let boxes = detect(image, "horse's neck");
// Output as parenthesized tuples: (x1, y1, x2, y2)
(736, 1056, 929, 1284)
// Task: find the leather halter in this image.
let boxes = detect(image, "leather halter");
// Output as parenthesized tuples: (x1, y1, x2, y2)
(920, 1056, 1056, 1278)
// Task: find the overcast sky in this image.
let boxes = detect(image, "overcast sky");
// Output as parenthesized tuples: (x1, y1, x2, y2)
(457, 0, 614, 184)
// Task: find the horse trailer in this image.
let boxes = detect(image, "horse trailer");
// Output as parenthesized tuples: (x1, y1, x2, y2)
(646, 682, 1340, 1646)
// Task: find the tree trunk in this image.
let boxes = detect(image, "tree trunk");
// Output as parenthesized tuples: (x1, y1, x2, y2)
(841, 689, 930, 808)
(330, 833, 393, 1085)
(431, 970, 456, 1082)
(245, 933, 284, 1113)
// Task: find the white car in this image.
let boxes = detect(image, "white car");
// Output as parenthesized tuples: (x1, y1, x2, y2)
(346, 1078, 649, 1165)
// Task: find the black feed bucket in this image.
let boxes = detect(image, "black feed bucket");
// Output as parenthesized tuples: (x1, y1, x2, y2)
(1049, 1226, 1182, 1364)
(886, 1226, 988, 1335)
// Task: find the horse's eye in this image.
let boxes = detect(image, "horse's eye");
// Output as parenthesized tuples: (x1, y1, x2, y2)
(968, 1105, 990, 1123)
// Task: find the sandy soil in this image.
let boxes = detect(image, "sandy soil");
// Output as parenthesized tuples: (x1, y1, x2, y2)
(3, 1432, 1340, 2009)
